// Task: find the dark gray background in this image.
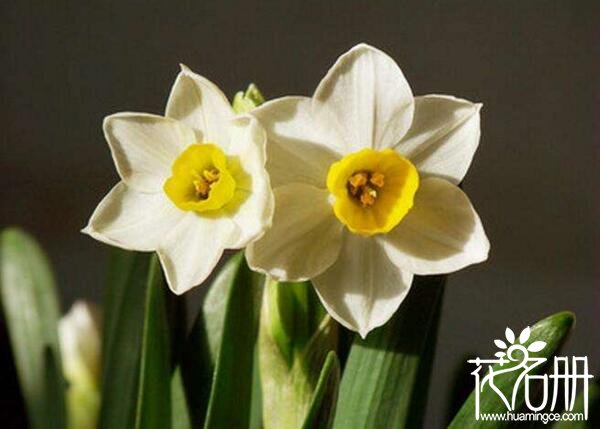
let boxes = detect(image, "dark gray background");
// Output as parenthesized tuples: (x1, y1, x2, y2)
(1, 1, 598, 427)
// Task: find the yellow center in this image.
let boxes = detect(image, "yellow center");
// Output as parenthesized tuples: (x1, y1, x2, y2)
(163, 143, 236, 212)
(326, 148, 419, 235)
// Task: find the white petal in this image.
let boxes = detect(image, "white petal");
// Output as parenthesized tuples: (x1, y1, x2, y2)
(246, 183, 343, 281)
(157, 213, 233, 294)
(397, 95, 482, 185)
(380, 178, 489, 275)
(314, 43, 414, 152)
(165, 64, 234, 147)
(83, 182, 184, 251)
(250, 96, 342, 188)
(222, 115, 274, 248)
(313, 234, 414, 337)
(103, 113, 195, 192)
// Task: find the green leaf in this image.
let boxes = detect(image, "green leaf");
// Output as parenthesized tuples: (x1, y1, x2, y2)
(180, 252, 263, 428)
(259, 279, 338, 429)
(301, 351, 341, 429)
(171, 367, 192, 429)
(134, 255, 171, 429)
(44, 347, 68, 429)
(203, 252, 264, 428)
(249, 346, 263, 429)
(553, 381, 600, 429)
(98, 250, 152, 429)
(332, 275, 446, 429)
(180, 252, 248, 426)
(449, 311, 576, 429)
(0, 227, 66, 429)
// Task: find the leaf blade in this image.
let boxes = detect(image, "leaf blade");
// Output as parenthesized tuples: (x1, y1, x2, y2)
(0, 228, 66, 429)
(134, 255, 171, 429)
(332, 275, 445, 429)
(301, 351, 341, 429)
(201, 252, 263, 429)
(449, 311, 576, 429)
(98, 251, 153, 429)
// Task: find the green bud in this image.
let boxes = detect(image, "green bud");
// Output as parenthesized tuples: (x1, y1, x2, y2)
(259, 278, 337, 428)
(232, 83, 266, 113)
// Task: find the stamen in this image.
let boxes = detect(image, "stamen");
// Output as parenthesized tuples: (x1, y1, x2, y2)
(360, 187, 377, 206)
(347, 171, 385, 207)
(193, 168, 221, 199)
(370, 172, 385, 188)
(193, 179, 210, 199)
(203, 168, 220, 183)
(348, 172, 368, 189)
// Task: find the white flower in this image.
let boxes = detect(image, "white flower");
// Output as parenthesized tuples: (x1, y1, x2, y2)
(83, 65, 274, 294)
(59, 302, 101, 429)
(247, 44, 489, 337)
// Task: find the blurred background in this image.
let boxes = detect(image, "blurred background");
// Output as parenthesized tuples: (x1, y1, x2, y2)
(1, 1, 598, 427)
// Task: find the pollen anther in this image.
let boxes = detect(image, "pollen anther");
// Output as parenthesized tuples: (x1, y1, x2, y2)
(193, 168, 221, 199)
(347, 171, 385, 207)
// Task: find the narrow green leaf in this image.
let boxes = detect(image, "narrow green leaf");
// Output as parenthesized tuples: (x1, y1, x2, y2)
(44, 347, 67, 429)
(102, 248, 136, 369)
(301, 351, 341, 429)
(203, 253, 247, 364)
(203, 252, 263, 428)
(332, 275, 446, 429)
(449, 311, 576, 429)
(249, 346, 263, 429)
(98, 251, 152, 429)
(171, 367, 192, 429)
(135, 255, 171, 429)
(553, 381, 600, 429)
(0, 227, 66, 429)
(180, 252, 247, 426)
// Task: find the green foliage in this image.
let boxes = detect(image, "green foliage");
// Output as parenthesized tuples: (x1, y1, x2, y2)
(170, 367, 192, 429)
(301, 351, 341, 429)
(259, 279, 339, 429)
(553, 381, 600, 429)
(98, 250, 153, 428)
(134, 255, 171, 429)
(179, 252, 264, 428)
(202, 252, 264, 428)
(0, 228, 66, 429)
(449, 311, 576, 429)
(2, 226, 587, 429)
(332, 275, 445, 429)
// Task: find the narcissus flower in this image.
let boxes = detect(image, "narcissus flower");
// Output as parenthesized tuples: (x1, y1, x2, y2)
(247, 44, 489, 337)
(84, 66, 273, 293)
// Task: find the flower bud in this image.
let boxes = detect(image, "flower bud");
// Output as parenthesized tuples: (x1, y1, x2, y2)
(259, 279, 337, 428)
(232, 83, 265, 113)
(58, 301, 101, 429)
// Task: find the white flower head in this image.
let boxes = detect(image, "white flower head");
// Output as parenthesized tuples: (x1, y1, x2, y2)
(83, 65, 274, 294)
(247, 44, 490, 337)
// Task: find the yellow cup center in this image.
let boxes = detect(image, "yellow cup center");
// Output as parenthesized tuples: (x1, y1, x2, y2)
(164, 143, 236, 213)
(326, 148, 419, 235)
